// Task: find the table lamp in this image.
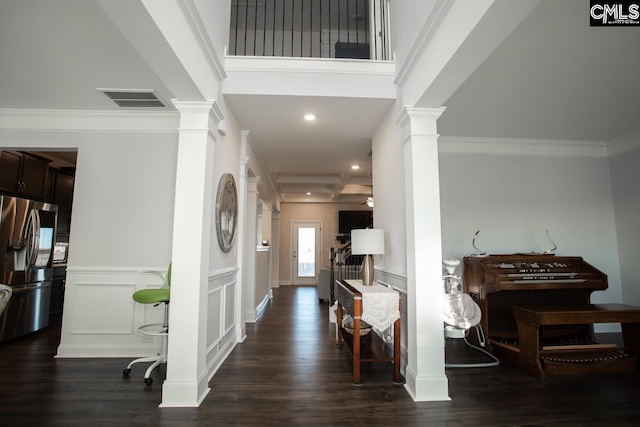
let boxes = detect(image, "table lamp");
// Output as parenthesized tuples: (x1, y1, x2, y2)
(351, 228, 385, 286)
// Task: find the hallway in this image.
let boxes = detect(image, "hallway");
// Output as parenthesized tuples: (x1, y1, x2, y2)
(0, 286, 639, 426)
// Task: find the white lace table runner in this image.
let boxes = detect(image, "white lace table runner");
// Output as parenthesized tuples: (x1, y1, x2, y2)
(345, 280, 400, 331)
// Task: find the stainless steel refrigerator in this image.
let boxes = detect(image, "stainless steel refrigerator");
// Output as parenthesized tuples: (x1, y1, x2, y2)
(0, 195, 57, 343)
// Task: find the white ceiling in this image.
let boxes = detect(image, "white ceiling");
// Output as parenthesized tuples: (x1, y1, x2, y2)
(1, 1, 639, 205)
(224, 94, 392, 203)
(437, 0, 640, 143)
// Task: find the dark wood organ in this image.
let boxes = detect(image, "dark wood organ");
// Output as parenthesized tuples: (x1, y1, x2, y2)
(464, 254, 608, 349)
(464, 253, 640, 379)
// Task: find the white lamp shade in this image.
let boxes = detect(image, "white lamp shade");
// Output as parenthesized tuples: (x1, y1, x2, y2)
(351, 229, 385, 255)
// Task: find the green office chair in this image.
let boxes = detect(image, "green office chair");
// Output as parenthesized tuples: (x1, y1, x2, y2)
(0, 284, 12, 316)
(123, 264, 171, 385)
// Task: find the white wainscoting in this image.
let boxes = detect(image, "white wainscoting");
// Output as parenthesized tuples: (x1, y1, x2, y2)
(56, 265, 241, 375)
(57, 267, 168, 358)
(375, 268, 408, 376)
(70, 283, 137, 335)
(206, 267, 239, 381)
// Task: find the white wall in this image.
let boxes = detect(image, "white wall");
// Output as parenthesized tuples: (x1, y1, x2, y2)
(609, 146, 640, 307)
(205, 104, 243, 376)
(210, 107, 243, 272)
(371, 100, 407, 283)
(71, 134, 177, 267)
(0, 112, 180, 356)
(389, 0, 438, 69)
(194, 0, 231, 61)
(439, 151, 623, 307)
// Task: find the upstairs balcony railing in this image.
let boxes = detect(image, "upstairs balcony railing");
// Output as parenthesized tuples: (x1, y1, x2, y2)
(229, 0, 391, 60)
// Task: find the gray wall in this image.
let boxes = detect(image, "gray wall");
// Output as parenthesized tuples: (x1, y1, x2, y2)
(609, 147, 640, 306)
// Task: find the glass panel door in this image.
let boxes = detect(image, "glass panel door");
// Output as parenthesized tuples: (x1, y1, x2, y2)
(297, 227, 315, 278)
(292, 222, 321, 285)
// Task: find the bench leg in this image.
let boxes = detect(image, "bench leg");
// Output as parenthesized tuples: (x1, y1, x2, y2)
(516, 321, 546, 380)
(621, 322, 640, 369)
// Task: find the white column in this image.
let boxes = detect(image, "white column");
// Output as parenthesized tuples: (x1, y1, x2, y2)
(161, 100, 215, 407)
(242, 177, 260, 322)
(261, 201, 274, 297)
(261, 201, 273, 244)
(396, 106, 449, 401)
(235, 156, 249, 342)
(271, 210, 281, 290)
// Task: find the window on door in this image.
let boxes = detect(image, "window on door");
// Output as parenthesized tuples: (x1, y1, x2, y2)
(297, 227, 315, 277)
(292, 222, 321, 285)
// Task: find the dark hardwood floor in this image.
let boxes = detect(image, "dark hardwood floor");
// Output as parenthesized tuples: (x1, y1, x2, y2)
(1, 285, 639, 426)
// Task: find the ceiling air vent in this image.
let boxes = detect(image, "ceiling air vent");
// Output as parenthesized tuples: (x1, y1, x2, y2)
(98, 89, 166, 108)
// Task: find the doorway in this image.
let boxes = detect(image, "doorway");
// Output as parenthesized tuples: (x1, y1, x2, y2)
(292, 222, 322, 285)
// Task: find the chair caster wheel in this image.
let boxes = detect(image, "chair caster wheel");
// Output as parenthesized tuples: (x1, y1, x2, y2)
(123, 368, 131, 377)
(144, 377, 153, 385)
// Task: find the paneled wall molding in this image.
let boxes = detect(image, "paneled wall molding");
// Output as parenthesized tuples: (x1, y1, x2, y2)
(66, 266, 168, 275)
(209, 266, 239, 281)
(57, 268, 169, 358)
(374, 268, 408, 294)
(176, 0, 227, 82)
(69, 283, 137, 335)
(222, 283, 237, 336)
(394, 0, 455, 87)
(439, 136, 609, 158)
(0, 108, 179, 132)
(204, 268, 238, 383)
(206, 287, 224, 351)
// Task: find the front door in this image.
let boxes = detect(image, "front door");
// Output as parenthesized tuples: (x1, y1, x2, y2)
(292, 222, 321, 285)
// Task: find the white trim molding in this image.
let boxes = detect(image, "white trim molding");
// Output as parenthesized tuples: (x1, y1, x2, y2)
(607, 128, 640, 157)
(0, 109, 179, 133)
(439, 136, 609, 158)
(394, 0, 455, 87)
(225, 55, 395, 76)
(176, 0, 227, 81)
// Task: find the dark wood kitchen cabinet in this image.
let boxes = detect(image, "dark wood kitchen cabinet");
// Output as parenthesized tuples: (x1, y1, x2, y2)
(0, 151, 50, 199)
(49, 265, 67, 324)
(49, 169, 75, 234)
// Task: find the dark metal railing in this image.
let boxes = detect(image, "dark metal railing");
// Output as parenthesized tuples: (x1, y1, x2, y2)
(329, 242, 363, 305)
(229, 0, 390, 60)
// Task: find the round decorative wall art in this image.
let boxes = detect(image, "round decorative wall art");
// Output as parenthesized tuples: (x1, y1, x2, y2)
(215, 173, 238, 253)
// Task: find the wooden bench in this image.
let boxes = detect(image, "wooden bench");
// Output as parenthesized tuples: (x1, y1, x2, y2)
(512, 304, 640, 379)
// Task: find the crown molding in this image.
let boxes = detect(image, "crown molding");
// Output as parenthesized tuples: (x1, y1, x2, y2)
(438, 136, 609, 158)
(176, 0, 227, 81)
(394, 0, 455, 87)
(0, 108, 179, 133)
(606, 128, 640, 158)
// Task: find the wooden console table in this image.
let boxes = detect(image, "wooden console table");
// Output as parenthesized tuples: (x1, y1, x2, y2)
(335, 279, 402, 385)
(513, 304, 640, 379)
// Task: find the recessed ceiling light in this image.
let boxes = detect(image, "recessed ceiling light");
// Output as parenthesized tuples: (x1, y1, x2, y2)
(306, 192, 311, 195)
(351, 165, 360, 170)
(304, 113, 316, 121)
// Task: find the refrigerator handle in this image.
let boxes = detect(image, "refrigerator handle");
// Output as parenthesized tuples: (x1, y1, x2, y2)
(25, 209, 41, 270)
